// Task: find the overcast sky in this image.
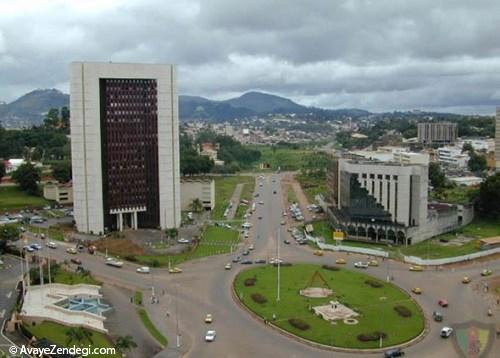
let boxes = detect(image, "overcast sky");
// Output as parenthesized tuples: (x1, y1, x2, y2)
(1, 0, 500, 114)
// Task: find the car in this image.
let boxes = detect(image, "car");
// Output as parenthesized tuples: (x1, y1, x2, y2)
(232, 256, 241, 263)
(243, 232, 250, 238)
(205, 330, 216, 342)
(45, 241, 57, 249)
(411, 287, 422, 294)
(249, 244, 255, 250)
(205, 314, 213, 324)
(70, 258, 82, 265)
(258, 216, 262, 220)
(168, 267, 182, 274)
(384, 348, 405, 358)
(224, 263, 232, 270)
(354, 262, 369, 269)
(77, 245, 85, 252)
(462, 276, 471, 284)
(136, 266, 150, 274)
(313, 250, 324, 256)
(433, 311, 443, 322)
(242, 250, 250, 256)
(23, 245, 35, 253)
(440, 327, 453, 338)
(66, 247, 77, 254)
(335, 258, 346, 264)
(177, 238, 190, 244)
(283, 239, 291, 245)
(481, 269, 492, 276)
(409, 265, 423, 272)
(258, 201, 264, 205)
(438, 299, 449, 307)
(368, 260, 379, 267)
(31, 243, 42, 250)
(254, 259, 266, 264)
(269, 258, 283, 264)
(241, 260, 253, 265)
(273, 190, 277, 194)
(105, 258, 124, 268)
(297, 240, 307, 245)
(280, 220, 286, 225)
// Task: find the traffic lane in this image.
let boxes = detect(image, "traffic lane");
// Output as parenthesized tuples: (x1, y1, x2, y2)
(0, 256, 21, 322)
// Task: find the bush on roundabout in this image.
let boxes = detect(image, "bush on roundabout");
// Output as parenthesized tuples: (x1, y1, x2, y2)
(321, 264, 340, 271)
(394, 305, 412, 317)
(364, 279, 384, 288)
(251, 293, 267, 304)
(288, 318, 310, 331)
(357, 331, 387, 342)
(244, 277, 257, 286)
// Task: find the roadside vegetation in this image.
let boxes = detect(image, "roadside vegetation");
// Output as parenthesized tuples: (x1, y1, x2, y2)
(0, 185, 50, 213)
(137, 308, 168, 347)
(29, 263, 100, 286)
(235, 264, 424, 349)
(212, 176, 255, 220)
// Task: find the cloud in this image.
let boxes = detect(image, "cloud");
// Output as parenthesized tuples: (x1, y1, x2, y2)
(0, 0, 499, 114)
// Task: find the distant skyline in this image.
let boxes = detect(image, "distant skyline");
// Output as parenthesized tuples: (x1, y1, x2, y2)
(1, 0, 500, 114)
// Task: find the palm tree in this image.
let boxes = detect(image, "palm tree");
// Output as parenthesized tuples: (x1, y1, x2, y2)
(115, 335, 137, 356)
(189, 198, 203, 213)
(65, 327, 83, 346)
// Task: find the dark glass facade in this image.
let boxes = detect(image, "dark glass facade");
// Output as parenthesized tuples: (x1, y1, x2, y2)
(99, 78, 160, 230)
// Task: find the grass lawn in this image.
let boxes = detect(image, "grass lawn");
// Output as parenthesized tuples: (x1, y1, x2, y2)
(26, 321, 118, 358)
(234, 264, 424, 349)
(212, 176, 256, 220)
(53, 268, 101, 285)
(134, 291, 143, 305)
(234, 176, 256, 220)
(310, 220, 333, 241)
(135, 225, 240, 267)
(429, 186, 479, 205)
(137, 308, 168, 347)
(0, 186, 51, 213)
(296, 173, 327, 203)
(288, 187, 298, 204)
(252, 146, 313, 171)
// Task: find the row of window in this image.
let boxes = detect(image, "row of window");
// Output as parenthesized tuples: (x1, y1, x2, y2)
(361, 173, 398, 180)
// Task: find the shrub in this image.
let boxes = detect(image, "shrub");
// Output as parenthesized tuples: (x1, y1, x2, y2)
(394, 305, 412, 317)
(273, 262, 292, 267)
(365, 279, 383, 288)
(322, 265, 340, 271)
(251, 293, 267, 304)
(244, 277, 257, 287)
(125, 255, 137, 262)
(288, 318, 310, 331)
(357, 331, 387, 342)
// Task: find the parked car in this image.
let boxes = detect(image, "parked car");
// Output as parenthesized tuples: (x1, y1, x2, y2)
(384, 348, 405, 358)
(240, 260, 253, 265)
(433, 311, 443, 322)
(254, 259, 266, 264)
(335, 258, 346, 264)
(23, 245, 35, 253)
(481, 269, 492, 276)
(280, 220, 286, 225)
(440, 327, 453, 338)
(354, 262, 369, 269)
(409, 265, 423, 272)
(438, 299, 449, 307)
(66, 247, 77, 254)
(177, 238, 190, 244)
(232, 256, 241, 263)
(249, 244, 255, 250)
(205, 314, 213, 324)
(70, 258, 82, 265)
(136, 266, 150, 274)
(462, 276, 471, 284)
(283, 239, 291, 245)
(205, 330, 216, 342)
(30, 243, 42, 250)
(242, 250, 250, 256)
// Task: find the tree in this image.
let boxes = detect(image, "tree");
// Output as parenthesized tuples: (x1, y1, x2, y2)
(0, 160, 4, 182)
(462, 142, 474, 153)
(61, 106, 70, 131)
(44, 108, 60, 128)
(115, 335, 137, 354)
(189, 198, 203, 213)
(0, 225, 19, 241)
(478, 173, 500, 219)
(165, 228, 178, 239)
(11, 162, 41, 195)
(428, 162, 446, 189)
(52, 162, 72, 183)
(468, 152, 487, 173)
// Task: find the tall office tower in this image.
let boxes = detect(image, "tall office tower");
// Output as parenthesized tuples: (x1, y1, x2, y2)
(496, 107, 500, 171)
(417, 122, 457, 145)
(70, 62, 180, 234)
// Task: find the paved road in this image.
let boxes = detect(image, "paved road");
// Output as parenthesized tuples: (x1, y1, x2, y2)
(226, 183, 244, 220)
(0, 256, 21, 354)
(13, 173, 500, 358)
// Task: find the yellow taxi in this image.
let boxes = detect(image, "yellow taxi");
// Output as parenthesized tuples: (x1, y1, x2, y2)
(411, 287, 422, 294)
(368, 260, 379, 267)
(313, 250, 324, 256)
(462, 276, 471, 284)
(409, 265, 423, 272)
(168, 267, 182, 274)
(335, 258, 347, 264)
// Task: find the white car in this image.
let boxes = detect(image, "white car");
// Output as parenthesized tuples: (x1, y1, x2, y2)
(177, 238, 190, 244)
(225, 263, 232, 270)
(354, 262, 369, 269)
(136, 266, 150, 274)
(205, 314, 213, 323)
(258, 201, 264, 205)
(205, 330, 216, 342)
(242, 222, 252, 229)
(269, 257, 283, 264)
(440, 327, 453, 338)
(105, 258, 123, 268)
(249, 244, 255, 250)
(46, 241, 57, 249)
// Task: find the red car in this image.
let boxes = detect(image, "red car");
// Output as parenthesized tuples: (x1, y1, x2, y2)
(438, 299, 449, 307)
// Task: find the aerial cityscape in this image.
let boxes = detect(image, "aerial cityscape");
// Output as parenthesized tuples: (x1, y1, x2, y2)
(1, 1, 500, 358)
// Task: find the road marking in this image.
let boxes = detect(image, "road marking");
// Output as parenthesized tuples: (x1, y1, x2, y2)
(6, 292, 12, 299)
(0, 309, 5, 319)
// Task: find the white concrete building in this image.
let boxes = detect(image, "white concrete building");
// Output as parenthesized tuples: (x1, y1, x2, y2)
(43, 182, 73, 204)
(70, 62, 181, 234)
(437, 146, 469, 168)
(180, 178, 215, 211)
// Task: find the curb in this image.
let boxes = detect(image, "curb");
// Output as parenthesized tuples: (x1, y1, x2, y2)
(231, 269, 429, 354)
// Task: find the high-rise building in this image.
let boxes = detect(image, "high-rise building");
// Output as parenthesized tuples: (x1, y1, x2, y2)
(496, 107, 500, 170)
(417, 122, 457, 145)
(70, 62, 181, 234)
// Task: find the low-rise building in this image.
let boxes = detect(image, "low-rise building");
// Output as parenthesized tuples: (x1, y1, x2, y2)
(437, 146, 469, 168)
(448, 176, 483, 186)
(180, 178, 215, 211)
(43, 182, 73, 204)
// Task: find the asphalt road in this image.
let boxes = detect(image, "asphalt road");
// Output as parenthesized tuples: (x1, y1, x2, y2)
(13, 173, 500, 358)
(0, 255, 21, 353)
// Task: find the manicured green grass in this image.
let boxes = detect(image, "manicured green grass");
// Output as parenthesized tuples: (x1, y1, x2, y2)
(135, 226, 240, 267)
(134, 291, 143, 305)
(310, 220, 333, 241)
(212, 176, 256, 220)
(137, 308, 168, 347)
(26, 321, 118, 358)
(252, 146, 313, 171)
(234, 264, 424, 349)
(0, 186, 51, 213)
(288, 187, 298, 204)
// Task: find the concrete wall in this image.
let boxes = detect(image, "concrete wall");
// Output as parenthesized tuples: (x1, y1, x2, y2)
(306, 234, 389, 258)
(70, 62, 180, 234)
(404, 247, 500, 266)
(180, 179, 215, 210)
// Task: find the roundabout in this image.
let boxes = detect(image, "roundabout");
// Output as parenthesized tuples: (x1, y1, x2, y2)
(234, 263, 425, 350)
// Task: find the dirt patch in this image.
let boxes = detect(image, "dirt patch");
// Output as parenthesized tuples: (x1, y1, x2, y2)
(94, 238, 145, 257)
